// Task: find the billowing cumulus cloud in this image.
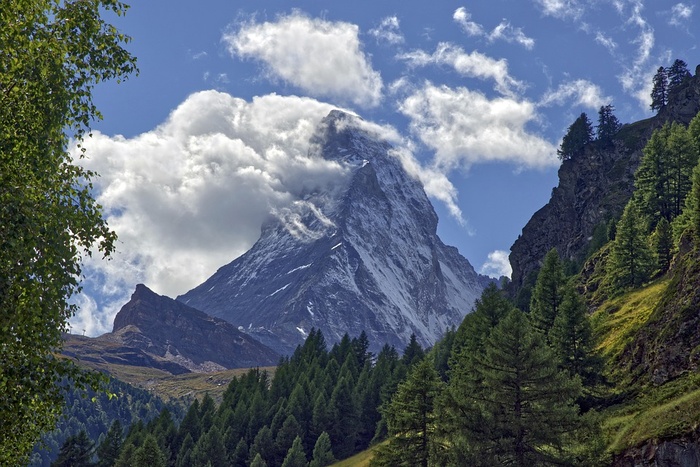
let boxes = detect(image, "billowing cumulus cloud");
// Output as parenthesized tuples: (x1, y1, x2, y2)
(453, 7, 534, 49)
(369, 16, 405, 45)
(398, 43, 524, 97)
(223, 12, 383, 108)
(480, 250, 512, 278)
(398, 82, 558, 170)
(74, 91, 349, 334)
(73, 90, 463, 336)
(540, 79, 609, 109)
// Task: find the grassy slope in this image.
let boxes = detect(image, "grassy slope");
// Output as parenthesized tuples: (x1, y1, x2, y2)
(592, 278, 700, 454)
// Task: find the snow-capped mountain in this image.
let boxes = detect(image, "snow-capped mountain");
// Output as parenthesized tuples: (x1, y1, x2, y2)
(178, 110, 493, 354)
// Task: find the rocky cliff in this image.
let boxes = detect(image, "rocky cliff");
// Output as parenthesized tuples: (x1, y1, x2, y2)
(65, 284, 279, 373)
(509, 65, 700, 292)
(179, 110, 493, 355)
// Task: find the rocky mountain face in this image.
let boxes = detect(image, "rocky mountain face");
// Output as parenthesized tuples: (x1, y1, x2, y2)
(179, 110, 492, 355)
(65, 284, 279, 373)
(509, 65, 700, 292)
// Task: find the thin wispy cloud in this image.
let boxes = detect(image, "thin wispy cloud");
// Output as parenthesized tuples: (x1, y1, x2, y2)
(540, 79, 609, 109)
(453, 7, 535, 49)
(398, 42, 525, 97)
(669, 3, 693, 27)
(369, 16, 405, 45)
(223, 11, 383, 108)
(535, 0, 584, 20)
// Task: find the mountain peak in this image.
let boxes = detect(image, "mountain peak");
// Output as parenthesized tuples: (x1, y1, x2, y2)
(179, 114, 492, 354)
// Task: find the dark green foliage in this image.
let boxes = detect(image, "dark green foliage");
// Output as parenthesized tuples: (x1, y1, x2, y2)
(95, 420, 122, 467)
(651, 217, 673, 275)
(667, 59, 690, 90)
(133, 435, 166, 467)
(530, 248, 565, 335)
(608, 200, 654, 290)
(250, 453, 267, 467)
(192, 426, 226, 467)
(446, 309, 585, 466)
(651, 66, 668, 111)
(309, 432, 335, 467)
(550, 285, 600, 386)
(175, 433, 194, 467)
(1, 1, 136, 461)
(281, 436, 308, 467)
(51, 430, 94, 467)
(558, 112, 594, 160)
(371, 359, 443, 467)
(596, 104, 622, 144)
(229, 438, 248, 467)
(402, 333, 425, 367)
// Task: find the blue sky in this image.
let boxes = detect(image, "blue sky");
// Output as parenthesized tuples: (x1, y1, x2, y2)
(73, 0, 698, 335)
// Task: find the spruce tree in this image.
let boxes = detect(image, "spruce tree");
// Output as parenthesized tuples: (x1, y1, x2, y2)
(530, 248, 565, 335)
(651, 217, 673, 274)
(250, 453, 268, 467)
(52, 430, 94, 467)
(281, 436, 308, 467)
(372, 359, 443, 467)
(192, 426, 227, 467)
(667, 59, 690, 90)
(96, 420, 123, 467)
(558, 112, 594, 160)
(133, 435, 166, 467)
(468, 309, 583, 466)
(650, 66, 668, 111)
(309, 432, 336, 467)
(230, 438, 249, 467)
(596, 104, 622, 144)
(608, 200, 653, 290)
(175, 433, 194, 467)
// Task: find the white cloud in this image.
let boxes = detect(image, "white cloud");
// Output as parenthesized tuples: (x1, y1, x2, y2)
(223, 11, 383, 108)
(398, 82, 558, 171)
(616, 0, 657, 108)
(453, 8, 534, 49)
(540, 79, 609, 109)
(670, 3, 693, 27)
(595, 32, 617, 54)
(480, 250, 512, 278)
(535, 0, 584, 19)
(398, 42, 525, 97)
(369, 16, 404, 45)
(75, 91, 350, 335)
(453, 7, 485, 36)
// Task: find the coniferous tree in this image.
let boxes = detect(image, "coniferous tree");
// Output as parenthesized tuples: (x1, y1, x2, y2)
(650, 66, 668, 111)
(635, 124, 673, 224)
(458, 309, 584, 466)
(667, 122, 698, 217)
(651, 217, 673, 274)
(530, 248, 565, 336)
(281, 436, 308, 467)
(274, 414, 303, 465)
(192, 426, 226, 467)
(558, 112, 594, 160)
(372, 359, 443, 467)
(309, 432, 336, 467)
(133, 435, 166, 467)
(596, 104, 622, 144)
(402, 333, 425, 367)
(175, 433, 194, 467)
(667, 59, 690, 90)
(114, 443, 136, 467)
(52, 430, 94, 467)
(550, 285, 600, 387)
(95, 420, 123, 467)
(608, 200, 653, 290)
(250, 453, 268, 467)
(249, 426, 274, 466)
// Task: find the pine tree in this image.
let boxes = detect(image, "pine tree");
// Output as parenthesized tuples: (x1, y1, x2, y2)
(550, 285, 600, 387)
(309, 432, 336, 467)
(608, 200, 653, 290)
(650, 66, 668, 111)
(175, 433, 194, 467)
(667, 122, 698, 218)
(558, 112, 594, 160)
(465, 309, 584, 466)
(229, 438, 249, 467)
(274, 414, 303, 465)
(651, 217, 673, 274)
(596, 104, 622, 144)
(192, 426, 227, 467)
(529, 248, 565, 335)
(96, 420, 123, 467)
(635, 124, 673, 224)
(281, 436, 308, 467)
(52, 430, 94, 467)
(133, 435, 166, 467)
(371, 359, 443, 467)
(667, 59, 690, 91)
(402, 333, 425, 367)
(250, 453, 268, 467)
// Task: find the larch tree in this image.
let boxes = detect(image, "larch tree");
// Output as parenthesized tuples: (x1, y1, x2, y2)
(558, 112, 594, 161)
(650, 66, 668, 111)
(667, 59, 690, 91)
(596, 104, 622, 144)
(530, 248, 565, 336)
(0, 1, 136, 463)
(608, 200, 654, 290)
